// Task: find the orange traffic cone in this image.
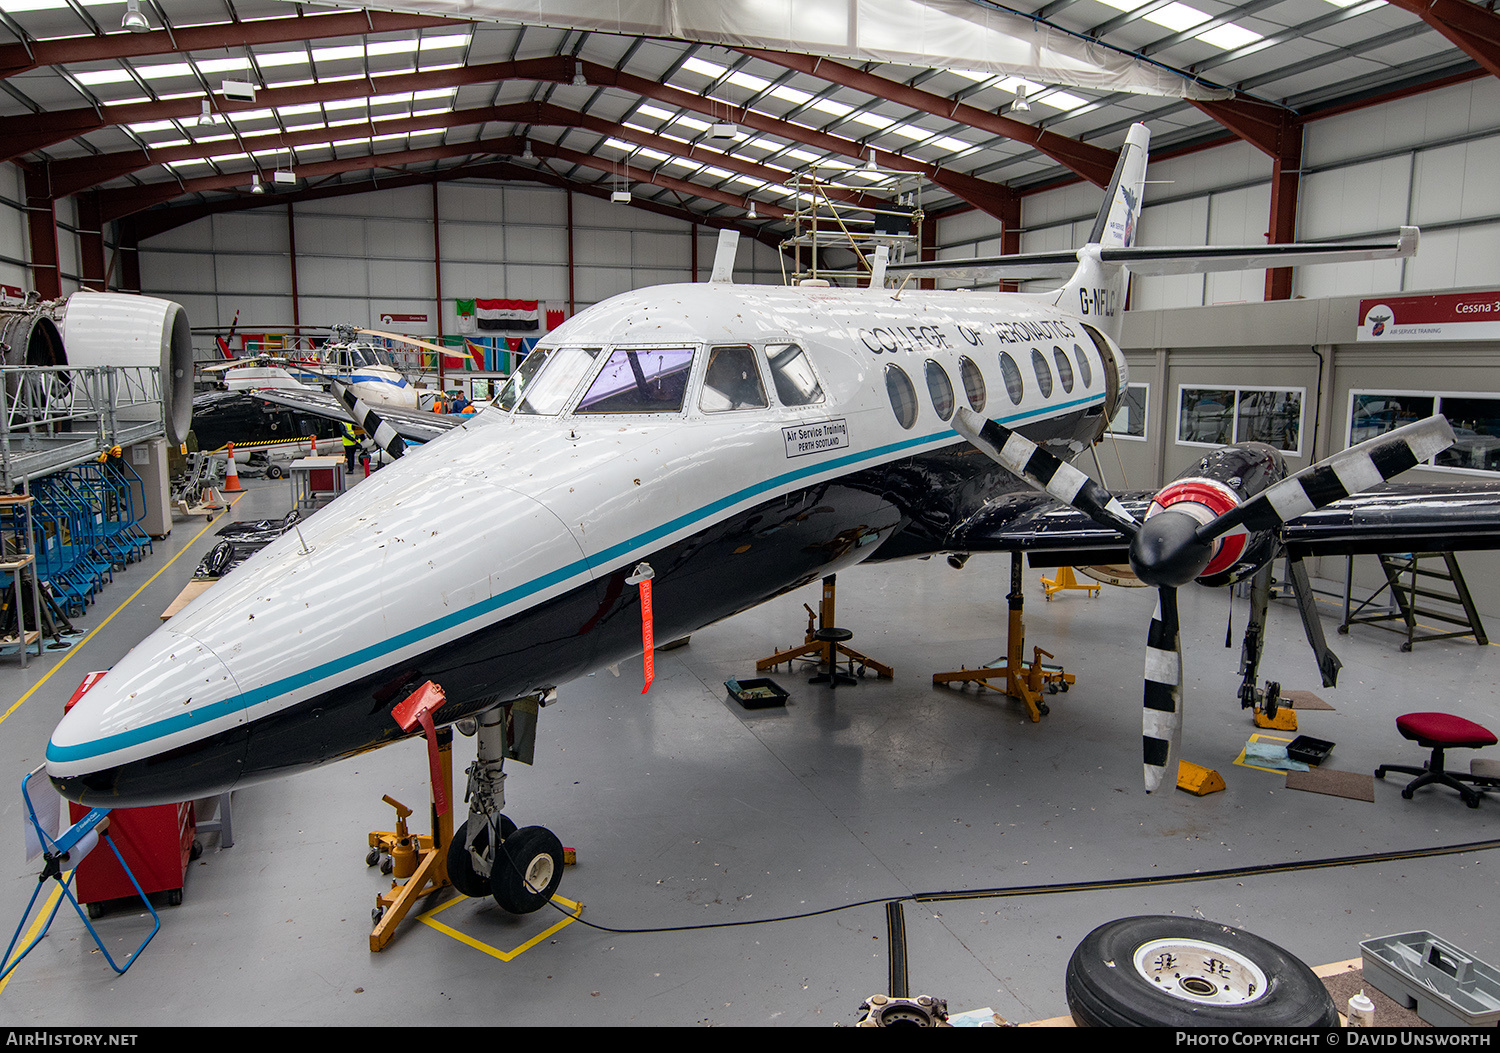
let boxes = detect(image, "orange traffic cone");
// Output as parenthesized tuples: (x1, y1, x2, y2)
(223, 443, 243, 492)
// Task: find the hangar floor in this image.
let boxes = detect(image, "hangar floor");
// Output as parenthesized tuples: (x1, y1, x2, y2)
(2, 475, 1498, 1027)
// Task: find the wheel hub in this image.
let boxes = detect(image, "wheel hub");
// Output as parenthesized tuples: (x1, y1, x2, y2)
(1132, 936, 1269, 1006)
(523, 853, 555, 893)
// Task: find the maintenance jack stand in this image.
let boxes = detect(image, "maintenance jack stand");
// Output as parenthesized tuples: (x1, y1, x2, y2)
(933, 552, 1075, 721)
(366, 681, 454, 952)
(1040, 565, 1100, 600)
(756, 574, 893, 684)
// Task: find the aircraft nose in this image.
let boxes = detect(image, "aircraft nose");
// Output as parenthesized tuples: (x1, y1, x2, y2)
(46, 631, 248, 807)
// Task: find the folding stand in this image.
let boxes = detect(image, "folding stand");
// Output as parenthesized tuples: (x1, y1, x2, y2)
(2, 767, 159, 981)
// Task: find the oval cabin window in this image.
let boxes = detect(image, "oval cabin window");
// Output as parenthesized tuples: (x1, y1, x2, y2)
(925, 359, 955, 421)
(959, 356, 986, 412)
(999, 352, 1024, 405)
(1073, 342, 1092, 388)
(1052, 345, 1075, 394)
(1030, 347, 1054, 399)
(886, 364, 919, 430)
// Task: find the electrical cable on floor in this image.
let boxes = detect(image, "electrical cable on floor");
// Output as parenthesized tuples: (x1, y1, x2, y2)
(532, 835, 1500, 936)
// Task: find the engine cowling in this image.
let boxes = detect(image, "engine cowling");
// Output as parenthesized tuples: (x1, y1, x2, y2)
(61, 292, 194, 444)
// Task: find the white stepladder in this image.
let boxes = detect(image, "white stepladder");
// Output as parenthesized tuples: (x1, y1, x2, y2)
(1, 766, 160, 980)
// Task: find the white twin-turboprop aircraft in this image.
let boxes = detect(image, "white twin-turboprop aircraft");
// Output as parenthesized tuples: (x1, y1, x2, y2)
(46, 124, 1500, 913)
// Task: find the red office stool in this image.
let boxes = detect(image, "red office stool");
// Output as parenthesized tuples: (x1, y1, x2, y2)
(1375, 713, 1498, 808)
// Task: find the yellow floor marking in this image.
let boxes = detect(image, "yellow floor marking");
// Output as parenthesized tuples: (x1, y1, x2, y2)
(416, 894, 584, 962)
(0, 874, 69, 996)
(1233, 732, 1296, 774)
(0, 496, 243, 730)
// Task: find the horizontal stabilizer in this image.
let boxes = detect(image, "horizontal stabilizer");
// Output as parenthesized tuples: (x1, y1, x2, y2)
(888, 227, 1418, 282)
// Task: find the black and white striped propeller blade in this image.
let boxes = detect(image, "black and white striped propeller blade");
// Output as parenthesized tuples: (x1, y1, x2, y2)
(1195, 414, 1454, 541)
(953, 409, 1140, 537)
(1143, 585, 1184, 793)
(331, 379, 406, 460)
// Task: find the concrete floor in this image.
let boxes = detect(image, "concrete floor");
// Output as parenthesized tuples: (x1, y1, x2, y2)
(1, 474, 1497, 1026)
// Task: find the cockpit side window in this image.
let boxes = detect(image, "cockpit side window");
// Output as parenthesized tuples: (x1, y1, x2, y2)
(765, 342, 825, 406)
(575, 347, 696, 414)
(514, 346, 602, 415)
(700, 345, 769, 413)
(494, 347, 552, 411)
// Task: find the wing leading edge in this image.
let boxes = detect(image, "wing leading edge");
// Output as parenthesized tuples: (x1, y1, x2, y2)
(946, 481, 1500, 564)
(249, 388, 461, 445)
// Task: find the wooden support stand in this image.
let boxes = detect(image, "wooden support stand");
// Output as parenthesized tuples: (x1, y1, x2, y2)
(932, 552, 1075, 722)
(367, 721, 453, 952)
(756, 574, 893, 682)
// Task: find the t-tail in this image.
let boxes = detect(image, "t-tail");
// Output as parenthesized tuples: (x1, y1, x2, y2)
(884, 121, 1419, 334)
(1048, 123, 1150, 344)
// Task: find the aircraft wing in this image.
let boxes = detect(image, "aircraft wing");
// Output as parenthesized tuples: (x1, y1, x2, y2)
(888, 228, 1417, 282)
(945, 479, 1500, 564)
(1280, 482, 1500, 557)
(248, 388, 461, 445)
(946, 489, 1152, 566)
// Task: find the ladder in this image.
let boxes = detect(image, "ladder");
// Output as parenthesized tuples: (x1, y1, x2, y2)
(1338, 552, 1488, 651)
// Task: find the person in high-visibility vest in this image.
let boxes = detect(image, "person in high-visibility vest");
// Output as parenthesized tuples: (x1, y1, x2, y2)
(340, 421, 359, 473)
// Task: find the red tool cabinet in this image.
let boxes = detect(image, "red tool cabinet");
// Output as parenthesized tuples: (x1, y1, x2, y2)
(64, 672, 196, 915)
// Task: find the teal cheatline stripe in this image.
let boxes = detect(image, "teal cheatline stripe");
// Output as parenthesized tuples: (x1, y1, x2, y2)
(52, 394, 1102, 763)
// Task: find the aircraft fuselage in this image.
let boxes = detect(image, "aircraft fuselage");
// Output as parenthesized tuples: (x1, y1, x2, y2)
(48, 282, 1124, 807)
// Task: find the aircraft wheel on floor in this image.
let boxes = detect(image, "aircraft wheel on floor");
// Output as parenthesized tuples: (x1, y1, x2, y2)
(1065, 915, 1337, 1027)
(447, 815, 516, 898)
(491, 825, 564, 914)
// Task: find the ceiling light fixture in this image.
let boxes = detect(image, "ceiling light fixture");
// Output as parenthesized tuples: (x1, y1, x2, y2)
(572, 61, 587, 87)
(221, 79, 257, 103)
(250, 183, 265, 195)
(746, 201, 758, 219)
(522, 140, 536, 161)
(121, 0, 149, 33)
(865, 149, 878, 171)
(1013, 85, 1031, 112)
(273, 169, 296, 186)
(196, 99, 216, 127)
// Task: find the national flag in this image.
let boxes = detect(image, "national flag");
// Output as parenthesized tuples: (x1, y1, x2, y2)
(475, 298, 540, 331)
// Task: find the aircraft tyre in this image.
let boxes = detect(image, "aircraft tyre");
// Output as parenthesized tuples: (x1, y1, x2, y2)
(266, 464, 284, 480)
(447, 815, 516, 898)
(491, 826, 564, 914)
(1064, 915, 1337, 1027)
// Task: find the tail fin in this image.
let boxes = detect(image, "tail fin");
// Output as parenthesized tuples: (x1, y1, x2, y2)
(1051, 123, 1150, 341)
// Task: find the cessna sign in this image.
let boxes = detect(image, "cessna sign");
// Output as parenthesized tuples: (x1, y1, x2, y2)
(1359, 292, 1500, 341)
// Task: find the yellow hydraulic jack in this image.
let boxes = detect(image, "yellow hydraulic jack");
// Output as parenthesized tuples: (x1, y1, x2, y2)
(932, 552, 1075, 722)
(366, 681, 455, 952)
(756, 573, 893, 683)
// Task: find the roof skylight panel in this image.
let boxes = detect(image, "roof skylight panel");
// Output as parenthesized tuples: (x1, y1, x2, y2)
(1143, 2, 1211, 32)
(679, 57, 728, 78)
(637, 104, 676, 122)
(76, 70, 137, 86)
(311, 44, 365, 63)
(1196, 23, 1263, 50)
(807, 98, 853, 117)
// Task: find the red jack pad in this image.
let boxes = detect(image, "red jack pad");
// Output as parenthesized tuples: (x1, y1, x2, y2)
(392, 681, 449, 817)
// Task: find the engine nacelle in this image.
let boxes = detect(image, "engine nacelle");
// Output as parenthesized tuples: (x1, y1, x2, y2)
(1144, 444, 1287, 587)
(61, 292, 194, 444)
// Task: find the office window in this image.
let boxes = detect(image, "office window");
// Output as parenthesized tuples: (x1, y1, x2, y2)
(1178, 386, 1302, 454)
(1350, 390, 1500, 473)
(1106, 383, 1149, 441)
